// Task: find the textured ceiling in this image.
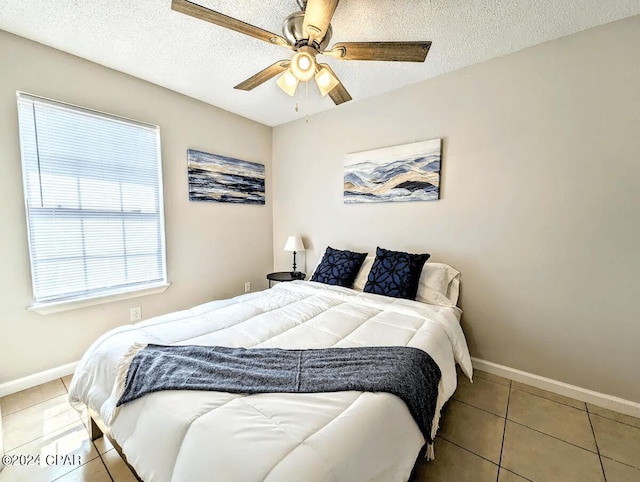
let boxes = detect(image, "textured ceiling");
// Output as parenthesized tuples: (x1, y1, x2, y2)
(1, 1, 639, 126)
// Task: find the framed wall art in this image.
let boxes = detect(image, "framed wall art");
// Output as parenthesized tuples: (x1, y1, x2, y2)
(344, 139, 441, 204)
(187, 149, 265, 205)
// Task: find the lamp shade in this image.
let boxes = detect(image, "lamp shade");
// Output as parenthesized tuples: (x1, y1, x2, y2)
(290, 51, 316, 81)
(276, 69, 299, 96)
(315, 64, 340, 97)
(284, 236, 305, 252)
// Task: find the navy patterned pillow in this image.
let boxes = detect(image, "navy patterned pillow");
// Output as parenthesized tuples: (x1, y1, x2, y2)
(311, 247, 367, 288)
(364, 247, 430, 300)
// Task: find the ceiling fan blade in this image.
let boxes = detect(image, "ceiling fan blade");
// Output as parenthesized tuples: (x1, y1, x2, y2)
(171, 0, 290, 48)
(327, 41, 432, 62)
(329, 81, 352, 105)
(234, 61, 290, 91)
(321, 64, 351, 105)
(303, 0, 339, 43)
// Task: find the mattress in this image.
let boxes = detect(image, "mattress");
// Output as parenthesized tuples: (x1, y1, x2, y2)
(69, 281, 472, 482)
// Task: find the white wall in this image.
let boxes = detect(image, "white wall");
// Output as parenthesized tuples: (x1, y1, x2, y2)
(272, 16, 640, 402)
(0, 30, 273, 383)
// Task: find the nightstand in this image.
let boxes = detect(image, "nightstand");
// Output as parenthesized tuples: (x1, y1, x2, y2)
(267, 271, 306, 288)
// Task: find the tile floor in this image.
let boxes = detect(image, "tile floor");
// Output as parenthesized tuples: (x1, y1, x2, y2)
(0, 375, 135, 482)
(1, 370, 639, 481)
(413, 370, 640, 482)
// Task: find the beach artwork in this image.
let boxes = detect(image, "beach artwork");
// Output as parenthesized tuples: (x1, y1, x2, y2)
(344, 139, 441, 204)
(188, 149, 265, 204)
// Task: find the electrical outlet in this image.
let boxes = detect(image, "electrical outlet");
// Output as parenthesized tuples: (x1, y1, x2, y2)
(130, 306, 142, 322)
(244, 282, 251, 293)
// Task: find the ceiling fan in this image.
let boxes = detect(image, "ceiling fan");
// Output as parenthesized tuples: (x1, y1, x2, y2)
(171, 0, 431, 105)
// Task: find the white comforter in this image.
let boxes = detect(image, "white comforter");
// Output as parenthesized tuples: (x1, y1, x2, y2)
(69, 281, 472, 482)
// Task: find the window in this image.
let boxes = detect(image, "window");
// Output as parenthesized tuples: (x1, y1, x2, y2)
(17, 93, 167, 311)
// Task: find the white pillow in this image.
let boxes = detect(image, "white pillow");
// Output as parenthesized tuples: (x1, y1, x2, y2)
(352, 256, 375, 291)
(446, 277, 461, 306)
(353, 257, 461, 306)
(416, 262, 461, 306)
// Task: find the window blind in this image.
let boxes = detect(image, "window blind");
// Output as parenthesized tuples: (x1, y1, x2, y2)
(17, 93, 167, 306)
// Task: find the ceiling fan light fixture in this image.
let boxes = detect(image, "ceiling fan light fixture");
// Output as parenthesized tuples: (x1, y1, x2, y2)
(290, 50, 316, 81)
(171, 0, 432, 108)
(276, 69, 299, 96)
(315, 65, 340, 96)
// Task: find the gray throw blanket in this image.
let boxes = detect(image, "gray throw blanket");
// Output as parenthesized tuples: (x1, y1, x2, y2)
(116, 344, 441, 442)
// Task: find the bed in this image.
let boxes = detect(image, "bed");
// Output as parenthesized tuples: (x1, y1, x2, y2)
(69, 277, 472, 482)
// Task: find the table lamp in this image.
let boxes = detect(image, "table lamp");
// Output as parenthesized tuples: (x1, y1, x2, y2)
(284, 236, 305, 278)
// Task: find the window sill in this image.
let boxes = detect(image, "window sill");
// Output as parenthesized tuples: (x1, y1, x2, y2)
(28, 282, 171, 315)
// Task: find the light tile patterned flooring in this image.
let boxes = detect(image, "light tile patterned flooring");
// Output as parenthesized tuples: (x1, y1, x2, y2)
(1, 370, 639, 481)
(0, 376, 134, 482)
(413, 370, 640, 482)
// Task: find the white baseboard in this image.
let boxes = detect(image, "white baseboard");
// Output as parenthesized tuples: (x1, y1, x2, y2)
(0, 361, 78, 398)
(472, 357, 640, 419)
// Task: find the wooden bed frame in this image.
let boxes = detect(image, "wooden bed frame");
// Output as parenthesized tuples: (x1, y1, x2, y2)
(88, 410, 426, 482)
(88, 409, 143, 482)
